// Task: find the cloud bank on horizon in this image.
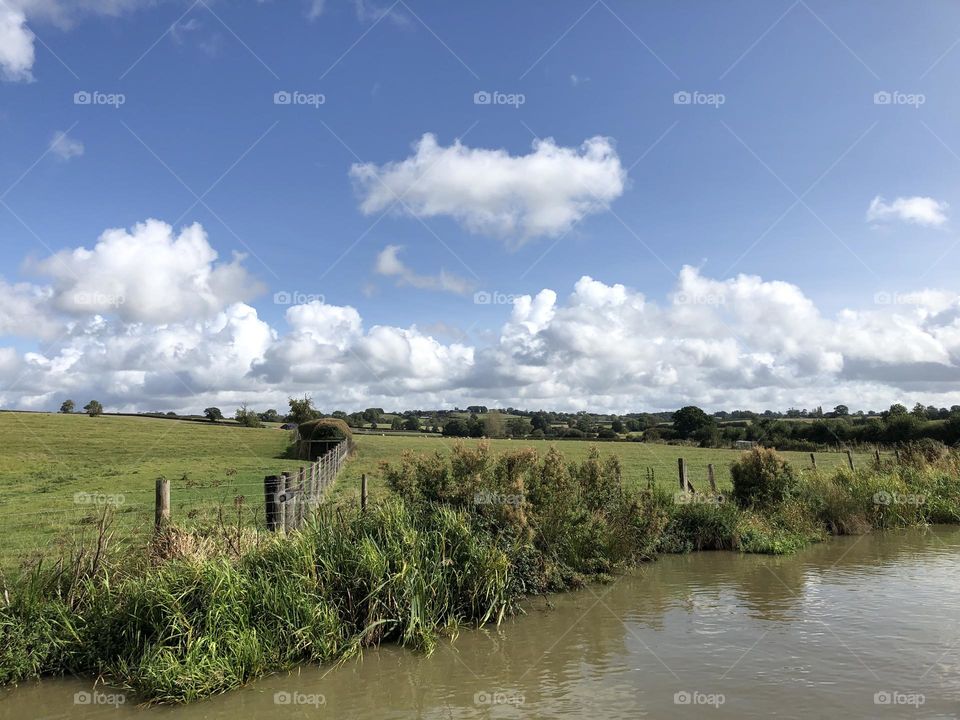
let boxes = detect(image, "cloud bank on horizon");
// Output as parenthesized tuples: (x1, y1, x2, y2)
(2, 218, 960, 414)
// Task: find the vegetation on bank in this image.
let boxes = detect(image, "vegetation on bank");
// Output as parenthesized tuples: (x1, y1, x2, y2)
(1, 441, 958, 704)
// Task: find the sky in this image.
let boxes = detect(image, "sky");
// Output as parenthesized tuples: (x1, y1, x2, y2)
(1, 0, 960, 415)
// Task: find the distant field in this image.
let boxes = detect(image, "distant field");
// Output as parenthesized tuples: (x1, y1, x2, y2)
(0, 413, 878, 569)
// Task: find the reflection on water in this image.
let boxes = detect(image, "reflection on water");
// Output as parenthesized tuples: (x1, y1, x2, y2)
(3, 526, 959, 719)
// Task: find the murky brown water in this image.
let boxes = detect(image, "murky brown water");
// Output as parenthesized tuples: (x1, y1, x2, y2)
(3, 527, 959, 719)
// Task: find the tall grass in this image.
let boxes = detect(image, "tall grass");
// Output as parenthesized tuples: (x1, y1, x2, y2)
(1, 441, 958, 704)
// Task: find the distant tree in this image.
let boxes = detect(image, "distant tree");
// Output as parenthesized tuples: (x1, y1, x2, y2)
(672, 405, 713, 440)
(362, 408, 384, 425)
(83, 400, 103, 417)
(911, 402, 927, 419)
(235, 404, 262, 428)
(530, 412, 550, 433)
(259, 409, 281, 423)
(403, 416, 421, 432)
(204, 407, 223, 422)
(391, 417, 404, 431)
(59, 399, 75, 414)
(833, 405, 850, 417)
(483, 411, 506, 438)
(610, 419, 625, 434)
(288, 396, 320, 425)
(888, 403, 909, 417)
(442, 418, 470, 437)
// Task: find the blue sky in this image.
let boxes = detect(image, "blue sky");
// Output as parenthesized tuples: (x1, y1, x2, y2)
(1, 0, 959, 413)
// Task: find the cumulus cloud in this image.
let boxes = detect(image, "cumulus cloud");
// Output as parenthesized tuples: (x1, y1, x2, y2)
(350, 134, 626, 245)
(374, 244, 473, 295)
(48, 129, 83, 160)
(0, 5, 34, 81)
(31, 219, 264, 323)
(867, 195, 949, 227)
(4, 235, 960, 412)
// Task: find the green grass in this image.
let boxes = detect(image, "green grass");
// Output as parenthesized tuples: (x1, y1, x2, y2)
(0, 412, 880, 568)
(0, 412, 302, 568)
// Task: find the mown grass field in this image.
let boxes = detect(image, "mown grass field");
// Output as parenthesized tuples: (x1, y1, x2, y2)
(0, 412, 878, 569)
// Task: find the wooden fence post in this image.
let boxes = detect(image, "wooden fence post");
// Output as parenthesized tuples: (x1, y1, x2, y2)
(155, 477, 170, 531)
(810, 452, 817, 469)
(279, 472, 290, 533)
(296, 467, 306, 529)
(874, 447, 881, 465)
(707, 464, 717, 493)
(264, 475, 279, 531)
(846, 449, 855, 471)
(678, 458, 686, 492)
(361, 473, 368, 512)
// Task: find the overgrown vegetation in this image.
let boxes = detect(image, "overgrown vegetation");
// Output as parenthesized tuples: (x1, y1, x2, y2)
(1, 442, 958, 705)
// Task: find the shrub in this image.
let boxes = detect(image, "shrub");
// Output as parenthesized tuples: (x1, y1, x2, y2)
(730, 447, 798, 508)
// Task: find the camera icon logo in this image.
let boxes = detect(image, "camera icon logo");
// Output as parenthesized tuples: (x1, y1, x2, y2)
(274, 91, 292, 105)
(473, 290, 492, 305)
(473, 90, 492, 105)
(74, 692, 92, 705)
(874, 91, 892, 105)
(274, 691, 292, 705)
(674, 691, 692, 704)
(74, 91, 92, 105)
(274, 291, 292, 305)
(673, 90, 692, 105)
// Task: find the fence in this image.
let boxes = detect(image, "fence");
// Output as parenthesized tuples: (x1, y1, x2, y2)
(262, 439, 352, 533)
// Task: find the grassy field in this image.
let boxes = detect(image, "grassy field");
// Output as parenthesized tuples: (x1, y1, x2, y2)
(0, 412, 878, 569)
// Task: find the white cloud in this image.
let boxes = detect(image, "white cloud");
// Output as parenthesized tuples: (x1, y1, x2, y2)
(0, 5, 35, 81)
(867, 195, 948, 227)
(32, 219, 264, 323)
(1, 0, 145, 81)
(374, 244, 473, 295)
(350, 134, 626, 245)
(5, 229, 960, 412)
(48, 130, 83, 160)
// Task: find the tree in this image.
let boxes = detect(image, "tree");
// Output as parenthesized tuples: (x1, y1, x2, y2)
(672, 405, 713, 440)
(391, 417, 404, 431)
(83, 400, 103, 417)
(833, 405, 849, 417)
(288, 396, 320, 425)
(235, 404, 262, 428)
(403, 416, 421, 432)
(888, 403, 908, 417)
(530, 412, 550, 433)
(59, 400, 75, 414)
(259, 409, 281, 423)
(362, 408, 384, 425)
(483, 411, 506, 438)
(911, 402, 927, 419)
(611, 419, 625, 434)
(204, 407, 223, 422)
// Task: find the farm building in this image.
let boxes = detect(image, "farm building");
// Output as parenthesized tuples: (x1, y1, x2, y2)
(733, 440, 757, 450)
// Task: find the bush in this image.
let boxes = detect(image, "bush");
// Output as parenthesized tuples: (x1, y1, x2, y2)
(730, 447, 799, 508)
